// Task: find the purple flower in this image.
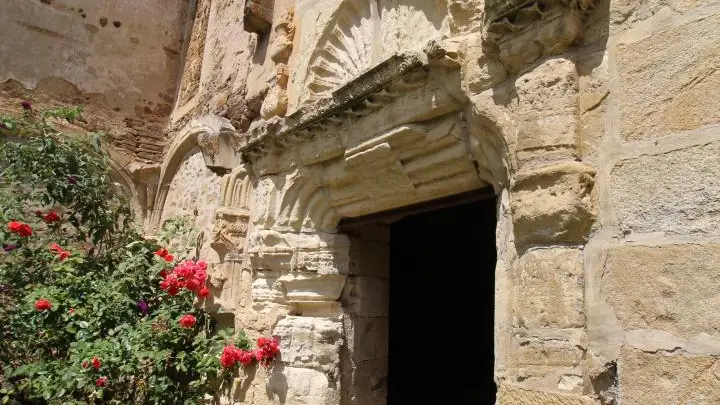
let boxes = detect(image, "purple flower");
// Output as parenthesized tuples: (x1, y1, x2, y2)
(20, 101, 32, 111)
(137, 300, 148, 314)
(67, 175, 77, 185)
(2, 244, 17, 252)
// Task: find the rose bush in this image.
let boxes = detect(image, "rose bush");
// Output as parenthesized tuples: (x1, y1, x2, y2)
(0, 105, 275, 404)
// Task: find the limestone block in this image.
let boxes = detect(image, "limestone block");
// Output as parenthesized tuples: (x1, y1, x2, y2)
(618, 348, 720, 405)
(577, 50, 608, 160)
(273, 316, 343, 369)
(513, 248, 585, 329)
(266, 366, 340, 405)
(511, 162, 596, 247)
(497, 384, 598, 405)
(342, 357, 388, 405)
(342, 276, 389, 317)
(251, 270, 284, 302)
(514, 58, 579, 166)
(348, 237, 389, 270)
(510, 332, 584, 369)
(343, 316, 389, 363)
(610, 142, 720, 236)
(277, 273, 347, 302)
(603, 244, 720, 338)
(617, 14, 720, 140)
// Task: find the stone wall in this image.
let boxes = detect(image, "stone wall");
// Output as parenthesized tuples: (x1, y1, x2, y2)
(0, 0, 191, 163)
(46, 0, 718, 403)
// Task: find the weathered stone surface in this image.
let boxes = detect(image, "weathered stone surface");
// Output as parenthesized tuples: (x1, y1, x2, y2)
(577, 49, 609, 160)
(618, 348, 720, 405)
(514, 58, 579, 166)
(343, 316, 388, 363)
(511, 162, 596, 247)
(603, 244, 720, 338)
(618, 14, 720, 140)
(497, 383, 598, 405)
(513, 248, 585, 329)
(266, 366, 340, 405)
(611, 141, 720, 236)
(342, 276, 389, 317)
(273, 316, 343, 370)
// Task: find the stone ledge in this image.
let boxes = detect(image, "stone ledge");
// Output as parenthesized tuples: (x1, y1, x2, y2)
(497, 383, 598, 405)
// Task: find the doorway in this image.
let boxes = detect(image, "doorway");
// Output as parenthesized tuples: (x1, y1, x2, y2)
(387, 193, 497, 404)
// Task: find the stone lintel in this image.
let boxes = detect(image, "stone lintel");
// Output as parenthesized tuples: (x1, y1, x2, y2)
(237, 48, 464, 165)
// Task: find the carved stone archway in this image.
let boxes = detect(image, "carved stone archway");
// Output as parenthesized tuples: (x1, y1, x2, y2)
(148, 115, 239, 232)
(233, 35, 598, 405)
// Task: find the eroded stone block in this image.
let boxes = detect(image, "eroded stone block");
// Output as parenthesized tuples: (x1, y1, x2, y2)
(497, 383, 598, 405)
(274, 316, 343, 370)
(514, 58, 579, 166)
(267, 366, 339, 405)
(618, 14, 720, 140)
(603, 244, 720, 338)
(611, 141, 720, 236)
(514, 248, 585, 329)
(511, 162, 596, 247)
(342, 276, 389, 317)
(618, 348, 720, 404)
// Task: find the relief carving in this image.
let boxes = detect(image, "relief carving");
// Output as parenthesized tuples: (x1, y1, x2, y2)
(172, 115, 240, 175)
(261, 9, 295, 120)
(483, 0, 597, 72)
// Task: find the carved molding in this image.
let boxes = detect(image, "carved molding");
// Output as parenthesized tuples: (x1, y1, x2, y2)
(483, 0, 597, 72)
(261, 8, 295, 120)
(149, 115, 239, 231)
(240, 46, 464, 165)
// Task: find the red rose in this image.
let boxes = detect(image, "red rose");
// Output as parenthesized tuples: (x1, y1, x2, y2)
(8, 221, 32, 237)
(179, 314, 196, 328)
(236, 349, 254, 366)
(82, 360, 89, 369)
(42, 211, 60, 224)
(34, 210, 43, 217)
(95, 376, 108, 387)
(155, 248, 168, 258)
(164, 254, 174, 262)
(197, 287, 210, 298)
(91, 357, 101, 370)
(159, 269, 167, 278)
(34, 299, 51, 311)
(220, 345, 238, 368)
(49, 243, 70, 261)
(257, 337, 270, 347)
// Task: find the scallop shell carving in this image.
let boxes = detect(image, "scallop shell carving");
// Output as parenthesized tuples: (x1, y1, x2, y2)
(300, 0, 376, 105)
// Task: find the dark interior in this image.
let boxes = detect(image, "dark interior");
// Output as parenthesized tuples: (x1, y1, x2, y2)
(388, 192, 497, 404)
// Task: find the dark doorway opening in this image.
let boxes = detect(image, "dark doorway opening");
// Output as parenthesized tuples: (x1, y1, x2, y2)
(387, 193, 497, 404)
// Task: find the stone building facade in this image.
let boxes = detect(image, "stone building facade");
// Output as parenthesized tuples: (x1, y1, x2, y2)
(2, 0, 720, 404)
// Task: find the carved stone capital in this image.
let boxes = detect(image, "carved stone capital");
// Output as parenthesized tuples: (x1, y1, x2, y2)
(190, 115, 240, 174)
(483, 0, 596, 72)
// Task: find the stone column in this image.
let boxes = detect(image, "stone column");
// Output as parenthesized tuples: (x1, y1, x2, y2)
(246, 227, 350, 405)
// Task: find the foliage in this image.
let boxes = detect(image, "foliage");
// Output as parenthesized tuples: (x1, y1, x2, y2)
(0, 104, 245, 404)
